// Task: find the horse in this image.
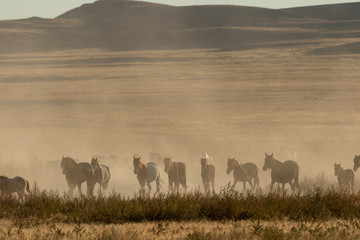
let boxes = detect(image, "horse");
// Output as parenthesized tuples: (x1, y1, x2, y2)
(263, 153, 299, 193)
(0, 176, 30, 203)
(226, 158, 259, 192)
(61, 156, 95, 196)
(353, 155, 360, 172)
(334, 163, 354, 193)
(201, 157, 215, 193)
(164, 157, 187, 193)
(91, 157, 111, 193)
(133, 155, 161, 194)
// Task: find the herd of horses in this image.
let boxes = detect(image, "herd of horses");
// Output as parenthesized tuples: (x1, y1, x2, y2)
(132, 152, 358, 195)
(1, 153, 360, 202)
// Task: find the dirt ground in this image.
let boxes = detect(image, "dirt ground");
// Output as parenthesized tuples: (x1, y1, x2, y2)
(1, 41, 360, 195)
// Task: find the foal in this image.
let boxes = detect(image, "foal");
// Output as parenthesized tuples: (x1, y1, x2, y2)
(334, 163, 354, 193)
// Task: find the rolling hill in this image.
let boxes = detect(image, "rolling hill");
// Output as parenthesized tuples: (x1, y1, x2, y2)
(0, 0, 359, 53)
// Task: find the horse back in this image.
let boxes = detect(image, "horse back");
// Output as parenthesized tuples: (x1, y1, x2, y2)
(175, 162, 187, 176)
(341, 169, 355, 183)
(242, 162, 259, 177)
(271, 160, 299, 182)
(0, 176, 27, 194)
(101, 164, 111, 181)
(77, 162, 94, 181)
(202, 164, 215, 181)
(145, 162, 160, 183)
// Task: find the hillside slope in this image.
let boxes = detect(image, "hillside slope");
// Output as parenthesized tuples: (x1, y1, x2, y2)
(0, 0, 359, 53)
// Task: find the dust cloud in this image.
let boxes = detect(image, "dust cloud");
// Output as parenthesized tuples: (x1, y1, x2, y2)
(1, 47, 360, 196)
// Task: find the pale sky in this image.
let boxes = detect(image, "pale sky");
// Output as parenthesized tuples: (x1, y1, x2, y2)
(0, 0, 359, 20)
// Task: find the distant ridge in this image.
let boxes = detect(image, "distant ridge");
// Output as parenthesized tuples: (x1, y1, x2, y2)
(285, 2, 360, 20)
(0, 1, 360, 53)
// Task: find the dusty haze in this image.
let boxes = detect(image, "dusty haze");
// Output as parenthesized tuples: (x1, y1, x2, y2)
(1, 1, 360, 196)
(1, 46, 360, 196)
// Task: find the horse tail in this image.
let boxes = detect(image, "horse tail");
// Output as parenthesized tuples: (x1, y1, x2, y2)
(254, 166, 260, 188)
(102, 166, 111, 190)
(294, 163, 300, 189)
(26, 180, 30, 194)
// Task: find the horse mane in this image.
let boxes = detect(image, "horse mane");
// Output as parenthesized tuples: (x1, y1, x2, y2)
(61, 157, 78, 169)
(91, 158, 101, 170)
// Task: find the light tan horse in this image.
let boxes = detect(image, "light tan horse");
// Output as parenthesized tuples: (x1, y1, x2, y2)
(226, 158, 259, 192)
(91, 157, 111, 193)
(201, 157, 215, 193)
(263, 153, 299, 193)
(164, 157, 187, 193)
(334, 163, 354, 193)
(133, 155, 161, 194)
(0, 176, 30, 203)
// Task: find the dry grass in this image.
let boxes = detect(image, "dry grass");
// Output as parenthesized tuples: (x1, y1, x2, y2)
(1, 219, 360, 240)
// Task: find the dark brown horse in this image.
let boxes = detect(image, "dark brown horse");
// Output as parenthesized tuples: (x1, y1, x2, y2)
(133, 155, 161, 194)
(263, 153, 299, 193)
(61, 157, 95, 196)
(226, 158, 259, 192)
(334, 163, 354, 193)
(164, 157, 187, 193)
(91, 157, 111, 193)
(200, 158, 215, 193)
(353, 155, 360, 172)
(0, 176, 30, 203)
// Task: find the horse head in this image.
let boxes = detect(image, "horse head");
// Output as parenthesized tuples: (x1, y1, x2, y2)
(354, 155, 360, 172)
(133, 155, 142, 174)
(164, 157, 172, 173)
(61, 157, 71, 175)
(91, 157, 100, 170)
(334, 163, 341, 176)
(226, 158, 236, 175)
(263, 153, 275, 171)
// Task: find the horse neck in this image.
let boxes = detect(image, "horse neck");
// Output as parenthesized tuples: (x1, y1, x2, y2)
(201, 161, 207, 172)
(66, 158, 79, 172)
(167, 160, 174, 171)
(233, 160, 240, 169)
(271, 158, 282, 168)
(337, 166, 344, 176)
(92, 161, 101, 170)
(138, 160, 147, 176)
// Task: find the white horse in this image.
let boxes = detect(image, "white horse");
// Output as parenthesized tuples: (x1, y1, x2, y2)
(0, 176, 30, 203)
(91, 157, 111, 193)
(133, 155, 161, 194)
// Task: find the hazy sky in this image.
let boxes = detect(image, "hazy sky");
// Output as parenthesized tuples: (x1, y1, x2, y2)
(0, 0, 359, 20)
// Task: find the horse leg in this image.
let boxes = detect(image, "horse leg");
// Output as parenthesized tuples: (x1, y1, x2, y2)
(17, 191, 24, 204)
(231, 180, 238, 190)
(243, 181, 246, 192)
(289, 181, 295, 194)
(147, 182, 152, 193)
(175, 181, 180, 194)
(155, 177, 160, 194)
(87, 180, 95, 196)
(248, 179, 254, 191)
(202, 179, 207, 193)
(270, 179, 275, 192)
(68, 184, 76, 196)
(181, 179, 187, 193)
(211, 180, 215, 194)
(77, 183, 82, 196)
(282, 183, 285, 192)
